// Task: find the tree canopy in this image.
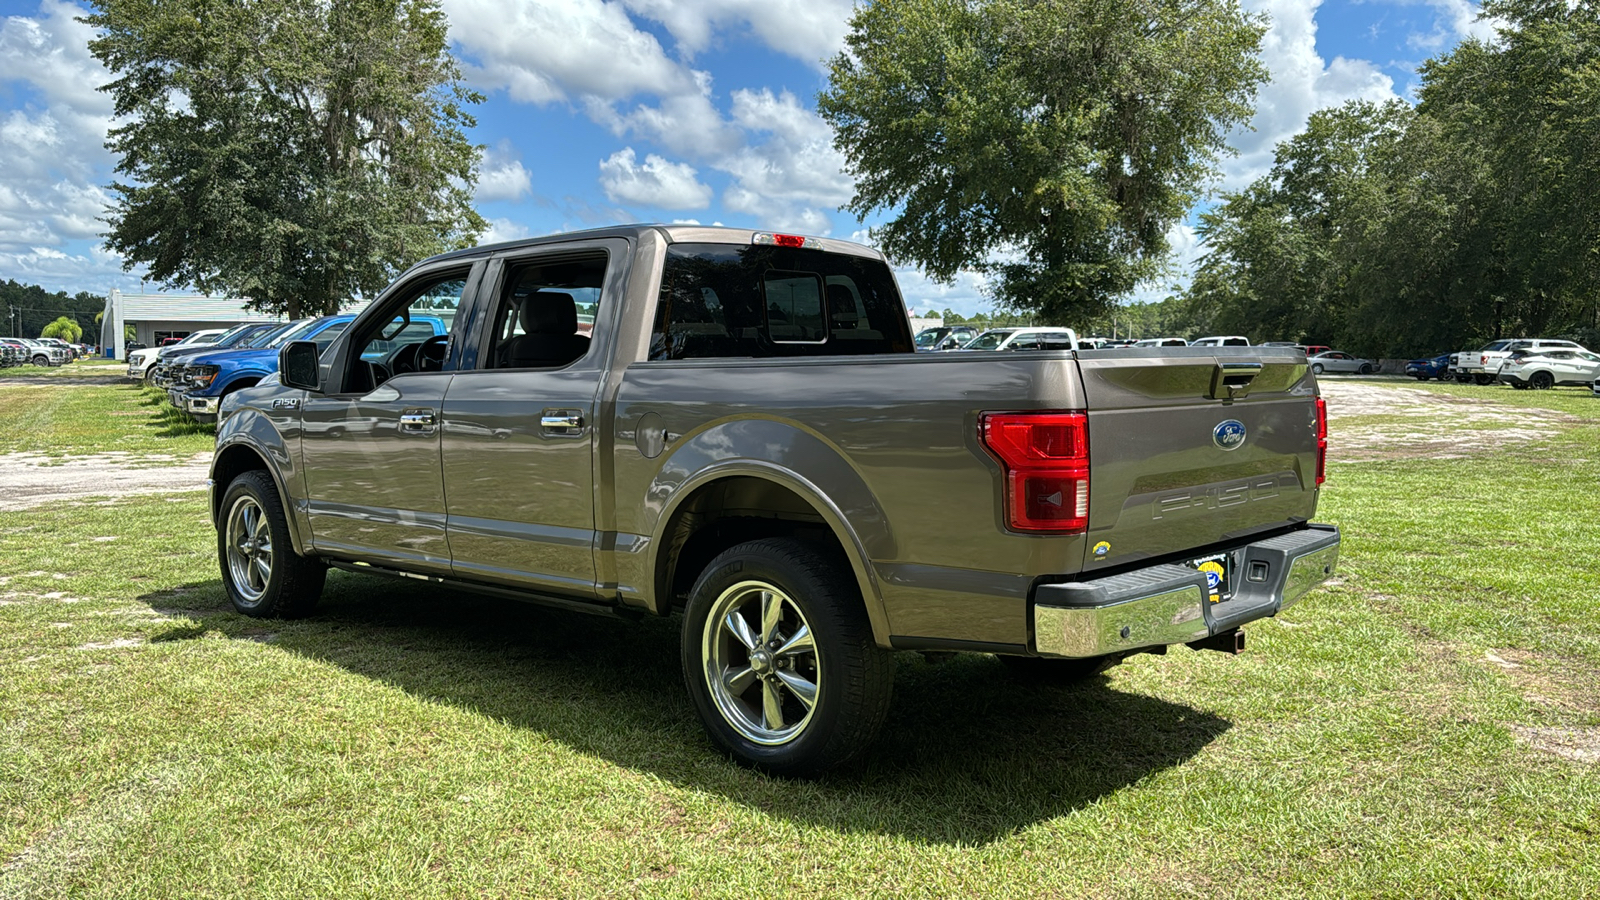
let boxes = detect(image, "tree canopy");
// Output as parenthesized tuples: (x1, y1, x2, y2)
(84, 0, 486, 319)
(1187, 0, 1600, 356)
(819, 0, 1267, 322)
(41, 316, 85, 343)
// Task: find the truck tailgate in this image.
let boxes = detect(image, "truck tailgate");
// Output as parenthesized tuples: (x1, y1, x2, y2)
(1073, 347, 1321, 576)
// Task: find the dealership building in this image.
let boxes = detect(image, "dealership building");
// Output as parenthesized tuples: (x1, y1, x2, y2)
(99, 290, 283, 360)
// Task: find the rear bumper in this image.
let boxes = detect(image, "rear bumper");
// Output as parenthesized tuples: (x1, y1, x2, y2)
(1031, 524, 1340, 658)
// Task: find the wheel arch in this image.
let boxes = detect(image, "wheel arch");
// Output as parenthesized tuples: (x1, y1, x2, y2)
(649, 464, 893, 648)
(211, 438, 310, 556)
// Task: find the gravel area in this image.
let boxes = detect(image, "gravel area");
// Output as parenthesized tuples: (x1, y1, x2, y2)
(0, 451, 212, 511)
(1318, 380, 1580, 460)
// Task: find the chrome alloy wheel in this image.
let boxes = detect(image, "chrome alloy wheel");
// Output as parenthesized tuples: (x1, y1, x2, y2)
(225, 495, 274, 604)
(702, 580, 821, 746)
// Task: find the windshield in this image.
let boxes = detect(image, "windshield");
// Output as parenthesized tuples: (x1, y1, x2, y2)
(241, 323, 294, 348)
(209, 324, 264, 347)
(267, 319, 319, 347)
(965, 330, 1012, 351)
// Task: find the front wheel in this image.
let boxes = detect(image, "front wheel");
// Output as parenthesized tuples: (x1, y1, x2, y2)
(1311, 363, 1324, 374)
(32, 354, 48, 367)
(682, 538, 893, 776)
(1358, 363, 1375, 375)
(218, 470, 326, 618)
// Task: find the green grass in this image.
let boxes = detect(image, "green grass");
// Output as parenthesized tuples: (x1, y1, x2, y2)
(1, 380, 1597, 897)
(0, 380, 213, 457)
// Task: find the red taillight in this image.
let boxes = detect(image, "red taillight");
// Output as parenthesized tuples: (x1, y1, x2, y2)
(980, 412, 1089, 533)
(1314, 396, 1328, 486)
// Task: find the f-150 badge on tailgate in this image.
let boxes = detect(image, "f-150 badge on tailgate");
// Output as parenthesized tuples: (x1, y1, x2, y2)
(1213, 419, 1246, 450)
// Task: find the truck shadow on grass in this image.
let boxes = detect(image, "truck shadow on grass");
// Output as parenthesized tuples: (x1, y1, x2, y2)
(141, 572, 1230, 845)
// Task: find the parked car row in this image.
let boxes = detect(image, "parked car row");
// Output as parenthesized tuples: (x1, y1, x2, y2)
(0, 337, 75, 367)
(146, 313, 449, 424)
(1403, 338, 1600, 392)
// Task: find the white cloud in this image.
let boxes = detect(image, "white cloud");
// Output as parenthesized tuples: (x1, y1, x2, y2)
(598, 147, 713, 209)
(0, 0, 125, 287)
(1223, 0, 1399, 189)
(443, 0, 696, 103)
(475, 141, 533, 202)
(618, 0, 854, 67)
(480, 217, 533, 244)
(892, 267, 993, 318)
(603, 72, 744, 158)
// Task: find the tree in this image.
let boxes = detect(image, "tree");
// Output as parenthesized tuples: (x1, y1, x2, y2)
(84, 0, 486, 319)
(819, 0, 1267, 322)
(41, 316, 84, 342)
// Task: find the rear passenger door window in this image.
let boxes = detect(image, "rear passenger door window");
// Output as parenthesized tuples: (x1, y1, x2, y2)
(482, 255, 605, 370)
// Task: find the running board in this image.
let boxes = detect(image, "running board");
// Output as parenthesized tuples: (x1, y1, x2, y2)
(322, 559, 623, 619)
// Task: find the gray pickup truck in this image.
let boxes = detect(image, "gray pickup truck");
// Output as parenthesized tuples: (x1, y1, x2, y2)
(209, 224, 1339, 774)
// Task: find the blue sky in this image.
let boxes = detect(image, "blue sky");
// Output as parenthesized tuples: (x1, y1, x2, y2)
(0, 0, 1493, 315)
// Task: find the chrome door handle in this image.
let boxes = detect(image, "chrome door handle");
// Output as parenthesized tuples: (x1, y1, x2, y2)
(399, 410, 436, 435)
(540, 411, 585, 436)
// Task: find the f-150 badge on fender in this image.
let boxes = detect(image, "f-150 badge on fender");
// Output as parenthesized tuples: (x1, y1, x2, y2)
(1213, 419, 1246, 451)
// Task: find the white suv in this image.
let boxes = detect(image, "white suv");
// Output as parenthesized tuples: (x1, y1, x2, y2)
(960, 327, 1080, 351)
(1498, 348, 1600, 390)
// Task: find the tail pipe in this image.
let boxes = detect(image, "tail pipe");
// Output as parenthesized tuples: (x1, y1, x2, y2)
(1188, 628, 1246, 655)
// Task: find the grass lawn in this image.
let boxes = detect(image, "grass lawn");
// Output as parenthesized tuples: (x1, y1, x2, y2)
(1, 379, 1596, 897)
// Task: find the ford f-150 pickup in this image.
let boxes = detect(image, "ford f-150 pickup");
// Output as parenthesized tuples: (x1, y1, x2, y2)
(209, 224, 1340, 774)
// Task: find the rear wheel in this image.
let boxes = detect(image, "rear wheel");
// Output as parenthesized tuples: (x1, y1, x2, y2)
(681, 538, 893, 776)
(1530, 370, 1555, 390)
(218, 471, 325, 618)
(1473, 374, 1495, 385)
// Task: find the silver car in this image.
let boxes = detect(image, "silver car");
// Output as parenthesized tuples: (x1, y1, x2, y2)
(1308, 350, 1377, 375)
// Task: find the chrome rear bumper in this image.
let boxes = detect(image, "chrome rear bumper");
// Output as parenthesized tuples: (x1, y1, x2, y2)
(1031, 525, 1340, 658)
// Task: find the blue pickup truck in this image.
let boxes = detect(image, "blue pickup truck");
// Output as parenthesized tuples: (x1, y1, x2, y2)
(171, 313, 446, 423)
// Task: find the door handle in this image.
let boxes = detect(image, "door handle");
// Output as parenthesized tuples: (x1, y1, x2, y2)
(399, 410, 437, 435)
(540, 410, 585, 436)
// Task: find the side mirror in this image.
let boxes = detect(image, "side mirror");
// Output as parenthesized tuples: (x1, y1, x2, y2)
(279, 341, 322, 392)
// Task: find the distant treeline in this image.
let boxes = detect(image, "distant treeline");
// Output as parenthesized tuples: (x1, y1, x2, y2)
(1184, 1, 1600, 358)
(1, 280, 105, 340)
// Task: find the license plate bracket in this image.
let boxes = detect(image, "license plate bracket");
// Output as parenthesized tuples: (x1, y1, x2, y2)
(1186, 551, 1232, 602)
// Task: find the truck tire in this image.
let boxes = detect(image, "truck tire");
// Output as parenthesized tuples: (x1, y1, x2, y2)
(1473, 374, 1495, 385)
(681, 537, 893, 776)
(218, 470, 325, 618)
(32, 354, 48, 367)
(999, 653, 1122, 683)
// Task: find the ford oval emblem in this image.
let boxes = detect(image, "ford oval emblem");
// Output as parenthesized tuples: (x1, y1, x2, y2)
(1213, 419, 1246, 451)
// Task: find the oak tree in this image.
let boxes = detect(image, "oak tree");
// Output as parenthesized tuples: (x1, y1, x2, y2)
(819, 0, 1267, 321)
(85, 0, 486, 318)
